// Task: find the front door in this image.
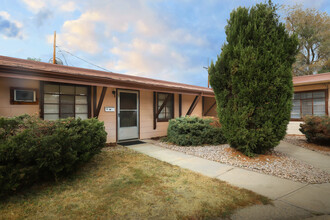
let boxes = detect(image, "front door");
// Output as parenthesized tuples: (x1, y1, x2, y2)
(117, 90, 139, 141)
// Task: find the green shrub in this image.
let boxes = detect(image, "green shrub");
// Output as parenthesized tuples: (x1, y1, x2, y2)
(0, 115, 107, 197)
(299, 116, 330, 146)
(209, 1, 299, 156)
(166, 116, 226, 146)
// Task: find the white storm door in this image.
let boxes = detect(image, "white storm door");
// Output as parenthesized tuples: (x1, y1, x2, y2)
(117, 90, 139, 141)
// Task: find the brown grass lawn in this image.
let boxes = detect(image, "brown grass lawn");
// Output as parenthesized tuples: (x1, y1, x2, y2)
(0, 146, 270, 219)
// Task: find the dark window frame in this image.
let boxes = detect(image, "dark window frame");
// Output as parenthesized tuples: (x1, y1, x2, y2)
(291, 89, 328, 121)
(10, 87, 39, 105)
(157, 92, 174, 122)
(40, 82, 91, 120)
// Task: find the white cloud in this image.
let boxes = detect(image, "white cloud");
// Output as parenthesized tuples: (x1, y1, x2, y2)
(50, 0, 207, 82)
(109, 38, 188, 79)
(21, 0, 78, 13)
(0, 11, 10, 19)
(21, 0, 79, 28)
(0, 11, 24, 39)
(22, 0, 46, 12)
(60, 1, 77, 12)
(47, 12, 102, 54)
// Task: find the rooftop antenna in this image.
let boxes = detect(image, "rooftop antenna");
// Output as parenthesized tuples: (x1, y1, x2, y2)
(53, 31, 56, 64)
(203, 58, 210, 88)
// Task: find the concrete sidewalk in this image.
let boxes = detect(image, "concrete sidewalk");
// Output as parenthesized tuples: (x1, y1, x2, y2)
(126, 142, 330, 220)
(276, 141, 330, 173)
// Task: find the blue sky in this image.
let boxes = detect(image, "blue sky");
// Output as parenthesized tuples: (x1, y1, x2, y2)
(1, 0, 329, 87)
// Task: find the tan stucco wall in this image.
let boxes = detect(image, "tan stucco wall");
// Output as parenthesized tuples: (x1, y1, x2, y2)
(287, 121, 303, 135)
(0, 77, 40, 117)
(140, 90, 166, 139)
(96, 87, 117, 143)
(181, 94, 202, 117)
(0, 78, 209, 143)
(139, 91, 202, 139)
(95, 88, 205, 142)
(203, 96, 217, 117)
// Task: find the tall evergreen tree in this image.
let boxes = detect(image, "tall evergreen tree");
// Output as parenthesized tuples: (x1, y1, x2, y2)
(209, 1, 298, 156)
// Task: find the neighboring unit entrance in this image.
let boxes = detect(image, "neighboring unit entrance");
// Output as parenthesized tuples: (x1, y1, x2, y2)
(117, 90, 139, 141)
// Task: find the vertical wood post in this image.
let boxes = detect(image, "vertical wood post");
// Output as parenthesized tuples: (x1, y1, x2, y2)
(53, 31, 56, 64)
(202, 96, 204, 116)
(92, 86, 97, 117)
(153, 92, 157, 130)
(179, 94, 182, 117)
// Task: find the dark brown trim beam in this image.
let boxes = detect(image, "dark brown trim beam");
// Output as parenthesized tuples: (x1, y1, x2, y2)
(95, 87, 107, 118)
(179, 94, 182, 117)
(40, 81, 44, 119)
(203, 101, 216, 116)
(153, 92, 157, 130)
(87, 86, 92, 118)
(186, 95, 201, 116)
(202, 96, 204, 116)
(92, 86, 97, 117)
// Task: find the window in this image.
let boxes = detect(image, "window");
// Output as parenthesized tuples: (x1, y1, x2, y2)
(291, 90, 327, 119)
(42, 82, 90, 120)
(157, 93, 174, 121)
(10, 88, 38, 104)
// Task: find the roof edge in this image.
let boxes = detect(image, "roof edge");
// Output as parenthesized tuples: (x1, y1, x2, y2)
(0, 55, 212, 92)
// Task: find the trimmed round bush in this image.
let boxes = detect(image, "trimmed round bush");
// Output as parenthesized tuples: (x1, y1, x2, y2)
(166, 116, 226, 146)
(0, 115, 107, 197)
(300, 116, 330, 146)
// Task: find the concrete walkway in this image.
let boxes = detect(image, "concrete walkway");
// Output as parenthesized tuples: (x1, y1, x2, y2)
(126, 141, 330, 220)
(277, 141, 330, 173)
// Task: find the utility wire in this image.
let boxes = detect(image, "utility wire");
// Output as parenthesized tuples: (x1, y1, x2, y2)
(56, 45, 111, 72)
(57, 48, 68, 66)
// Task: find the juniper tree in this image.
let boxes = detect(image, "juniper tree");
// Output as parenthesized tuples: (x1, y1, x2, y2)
(209, 1, 298, 156)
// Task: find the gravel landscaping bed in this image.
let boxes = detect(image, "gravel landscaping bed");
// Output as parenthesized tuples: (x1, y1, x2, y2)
(156, 141, 330, 184)
(284, 135, 330, 156)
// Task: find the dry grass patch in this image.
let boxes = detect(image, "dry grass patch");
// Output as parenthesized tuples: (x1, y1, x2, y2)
(0, 146, 269, 219)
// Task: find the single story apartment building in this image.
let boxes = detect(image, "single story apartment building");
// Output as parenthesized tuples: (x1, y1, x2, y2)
(287, 73, 330, 134)
(0, 55, 217, 143)
(0, 55, 329, 142)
